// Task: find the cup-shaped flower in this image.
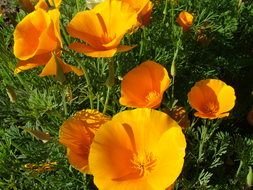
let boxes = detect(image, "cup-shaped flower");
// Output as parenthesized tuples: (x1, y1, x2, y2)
(188, 79, 236, 119)
(121, 0, 153, 26)
(119, 60, 170, 108)
(67, 0, 138, 57)
(59, 109, 110, 173)
(89, 108, 186, 190)
(176, 11, 193, 31)
(13, 8, 83, 76)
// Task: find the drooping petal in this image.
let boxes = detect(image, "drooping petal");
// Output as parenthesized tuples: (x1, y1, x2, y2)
(14, 53, 51, 74)
(39, 54, 83, 76)
(69, 42, 117, 57)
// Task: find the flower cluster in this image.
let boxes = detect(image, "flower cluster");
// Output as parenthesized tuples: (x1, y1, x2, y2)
(13, 0, 237, 189)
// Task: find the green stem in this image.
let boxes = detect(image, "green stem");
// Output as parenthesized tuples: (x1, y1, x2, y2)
(170, 39, 180, 99)
(61, 49, 94, 109)
(139, 28, 146, 58)
(106, 58, 115, 88)
(163, 0, 168, 23)
(103, 58, 115, 113)
(84, 71, 94, 109)
(62, 85, 68, 116)
(103, 87, 111, 114)
(76, 0, 80, 11)
(197, 123, 208, 163)
(235, 160, 243, 178)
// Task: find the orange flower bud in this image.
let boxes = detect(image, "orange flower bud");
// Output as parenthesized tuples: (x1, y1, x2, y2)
(176, 11, 193, 31)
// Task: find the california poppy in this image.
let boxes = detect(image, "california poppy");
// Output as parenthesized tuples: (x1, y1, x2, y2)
(119, 60, 170, 108)
(59, 109, 110, 173)
(89, 108, 186, 189)
(13, 8, 83, 76)
(188, 79, 236, 119)
(176, 11, 193, 31)
(67, 0, 138, 57)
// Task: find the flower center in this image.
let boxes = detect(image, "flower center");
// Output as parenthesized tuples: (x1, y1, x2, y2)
(145, 91, 160, 102)
(131, 152, 157, 177)
(202, 102, 219, 115)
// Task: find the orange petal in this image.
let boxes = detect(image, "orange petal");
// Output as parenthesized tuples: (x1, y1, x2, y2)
(39, 54, 83, 76)
(94, 0, 138, 37)
(67, 11, 106, 48)
(14, 53, 51, 74)
(67, 148, 89, 173)
(69, 42, 117, 57)
(117, 45, 137, 52)
(13, 8, 59, 60)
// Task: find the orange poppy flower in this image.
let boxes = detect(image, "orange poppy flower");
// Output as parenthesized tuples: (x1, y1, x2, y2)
(119, 60, 170, 108)
(176, 11, 193, 31)
(121, 0, 153, 26)
(59, 109, 110, 173)
(188, 79, 236, 119)
(13, 8, 83, 76)
(89, 108, 186, 189)
(67, 0, 138, 57)
(35, 0, 62, 10)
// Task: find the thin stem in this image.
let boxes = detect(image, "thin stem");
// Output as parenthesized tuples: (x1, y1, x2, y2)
(197, 125, 207, 163)
(83, 174, 87, 190)
(103, 58, 115, 113)
(103, 86, 111, 114)
(163, 0, 168, 23)
(170, 39, 180, 99)
(235, 160, 243, 178)
(139, 28, 146, 59)
(76, 0, 80, 11)
(61, 49, 94, 109)
(106, 58, 115, 88)
(62, 86, 68, 116)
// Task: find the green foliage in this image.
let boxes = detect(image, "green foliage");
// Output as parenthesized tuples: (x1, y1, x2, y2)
(0, 0, 252, 189)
